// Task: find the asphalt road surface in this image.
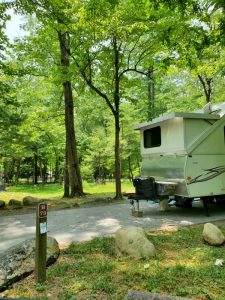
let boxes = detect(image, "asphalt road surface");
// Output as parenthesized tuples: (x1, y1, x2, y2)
(1, 200, 225, 253)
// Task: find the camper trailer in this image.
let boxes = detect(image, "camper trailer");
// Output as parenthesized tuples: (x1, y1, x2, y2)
(131, 104, 225, 214)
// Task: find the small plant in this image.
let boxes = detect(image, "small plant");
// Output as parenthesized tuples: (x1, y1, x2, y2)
(83, 261, 115, 274)
(47, 263, 72, 277)
(35, 283, 46, 292)
(58, 290, 77, 300)
(92, 276, 115, 293)
(139, 250, 148, 261)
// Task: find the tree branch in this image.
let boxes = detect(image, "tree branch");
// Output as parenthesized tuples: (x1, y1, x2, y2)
(126, 35, 142, 70)
(82, 69, 116, 115)
(198, 74, 212, 102)
(58, 36, 116, 115)
(119, 67, 149, 78)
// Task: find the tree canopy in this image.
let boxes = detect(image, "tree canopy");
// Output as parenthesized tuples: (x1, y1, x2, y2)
(1, 0, 225, 196)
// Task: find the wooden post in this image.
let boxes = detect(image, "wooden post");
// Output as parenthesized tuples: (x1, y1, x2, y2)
(159, 199, 169, 211)
(131, 200, 143, 217)
(35, 203, 48, 283)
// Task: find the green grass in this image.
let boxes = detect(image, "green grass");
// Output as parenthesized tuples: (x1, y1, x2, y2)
(0, 180, 134, 203)
(83, 180, 133, 194)
(4, 226, 225, 299)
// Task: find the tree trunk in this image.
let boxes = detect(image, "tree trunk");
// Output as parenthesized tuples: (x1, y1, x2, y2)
(64, 81, 83, 196)
(49, 160, 52, 183)
(33, 150, 38, 184)
(79, 36, 122, 198)
(54, 156, 60, 183)
(113, 37, 122, 199)
(15, 159, 21, 184)
(137, 161, 141, 175)
(43, 159, 48, 183)
(3, 160, 8, 184)
(197, 74, 212, 103)
(63, 144, 70, 198)
(114, 112, 122, 198)
(39, 157, 43, 184)
(8, 158, 15, 183)
(58, 30, 83, 197)
(148, 66, 154, 120)
(128, 156, 134, 182)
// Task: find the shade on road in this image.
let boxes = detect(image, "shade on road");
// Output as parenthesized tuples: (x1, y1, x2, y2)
(1, 200, 225, 253)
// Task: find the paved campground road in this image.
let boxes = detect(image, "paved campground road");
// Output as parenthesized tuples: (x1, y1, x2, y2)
(1, 200, 225, 253)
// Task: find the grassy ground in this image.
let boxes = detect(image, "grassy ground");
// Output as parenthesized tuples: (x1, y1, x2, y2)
(2, 225, 225, 300)
(0, 181, 134, 204)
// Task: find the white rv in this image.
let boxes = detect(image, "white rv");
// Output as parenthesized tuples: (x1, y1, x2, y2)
(132, 103, 225, 213)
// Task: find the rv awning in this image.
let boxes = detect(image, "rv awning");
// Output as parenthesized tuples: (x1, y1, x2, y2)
(133, 112, 220, 130)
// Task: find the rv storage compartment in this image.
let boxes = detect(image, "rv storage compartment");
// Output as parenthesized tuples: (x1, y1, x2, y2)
(156, 181, 177, 196)
(133, 177, 156, 199)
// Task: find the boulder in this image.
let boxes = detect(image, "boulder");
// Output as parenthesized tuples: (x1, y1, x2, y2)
(0, 200, 5, 209)
(0, 236, 60, 291)
(23, 196, 42, 206)
(8, 199, 23, 207)
(202, 223, 225, 246)
(125, 290, 193, 300)
(115, 226, 155, 258)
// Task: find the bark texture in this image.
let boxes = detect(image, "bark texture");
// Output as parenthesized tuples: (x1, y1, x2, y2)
(58, 30, 83, 197)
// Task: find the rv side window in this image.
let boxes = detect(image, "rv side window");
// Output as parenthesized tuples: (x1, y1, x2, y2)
(144, 126, 161, 148)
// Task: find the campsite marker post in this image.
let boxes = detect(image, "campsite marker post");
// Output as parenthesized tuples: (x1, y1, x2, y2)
(35, 202, 48, 283)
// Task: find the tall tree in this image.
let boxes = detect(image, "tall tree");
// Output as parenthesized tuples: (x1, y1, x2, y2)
(67, 0, 173, 198)
(13, 0, 84, 196)
(58, 28, 83, 196)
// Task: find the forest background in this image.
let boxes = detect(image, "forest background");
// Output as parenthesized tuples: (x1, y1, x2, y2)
(1, 0, 225, 199)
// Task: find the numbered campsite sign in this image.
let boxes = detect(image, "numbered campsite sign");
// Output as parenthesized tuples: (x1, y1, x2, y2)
(38, 203, 47, 218)
(35, 202, 48, 283)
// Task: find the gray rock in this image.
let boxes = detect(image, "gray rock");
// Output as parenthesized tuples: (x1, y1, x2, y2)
(23, 196, 42, 206)
(8, 199, 23, 207)
(0, 200, 5, 209)
(203, 223, 225, 246)
(0, 236, 60, 291)
(115, 225, 155, 258)
(125, 291, 193, 300)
